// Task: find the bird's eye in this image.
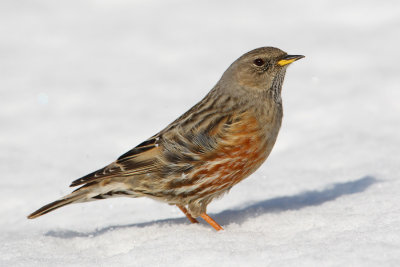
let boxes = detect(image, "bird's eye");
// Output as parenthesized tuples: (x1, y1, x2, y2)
(253, 58, 265, 66)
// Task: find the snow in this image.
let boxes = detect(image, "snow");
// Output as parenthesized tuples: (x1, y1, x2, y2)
(1, 0, 400, 266)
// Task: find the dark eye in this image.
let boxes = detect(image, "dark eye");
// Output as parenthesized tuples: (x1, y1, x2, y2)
(253, 58, 264, 66)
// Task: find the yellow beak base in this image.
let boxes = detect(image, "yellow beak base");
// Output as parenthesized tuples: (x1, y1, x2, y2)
(277, 55, 305, 66)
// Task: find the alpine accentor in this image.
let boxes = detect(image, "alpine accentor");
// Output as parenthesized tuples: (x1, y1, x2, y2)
(28, 47, 304, 231)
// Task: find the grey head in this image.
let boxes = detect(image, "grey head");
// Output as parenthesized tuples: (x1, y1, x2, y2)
(218, 47, 304, 98)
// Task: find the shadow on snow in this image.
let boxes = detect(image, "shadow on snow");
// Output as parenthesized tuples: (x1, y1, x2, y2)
(46, 175, 378, 238)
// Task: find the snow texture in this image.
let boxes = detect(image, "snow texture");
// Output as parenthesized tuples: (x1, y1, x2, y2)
(1, 0, 400, 266)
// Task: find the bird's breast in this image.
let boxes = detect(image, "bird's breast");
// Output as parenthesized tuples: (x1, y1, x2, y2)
(184, 111, 280, 198)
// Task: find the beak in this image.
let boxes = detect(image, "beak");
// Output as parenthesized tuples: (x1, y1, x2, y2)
(277, 55, 305, 66)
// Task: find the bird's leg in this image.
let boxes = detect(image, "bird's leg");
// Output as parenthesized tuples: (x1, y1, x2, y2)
(200, 213, 224, 231)
(177, 205, 199, 224)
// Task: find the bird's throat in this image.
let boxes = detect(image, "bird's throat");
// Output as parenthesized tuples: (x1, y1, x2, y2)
(270, 70, 286, 104)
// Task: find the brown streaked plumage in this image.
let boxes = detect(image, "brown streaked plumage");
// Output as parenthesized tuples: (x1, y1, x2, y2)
(27, 47, 304, 231)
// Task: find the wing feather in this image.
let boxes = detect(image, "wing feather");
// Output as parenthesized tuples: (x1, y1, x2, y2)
(70, 110, 240, 188)
(70, 137, 160, 187)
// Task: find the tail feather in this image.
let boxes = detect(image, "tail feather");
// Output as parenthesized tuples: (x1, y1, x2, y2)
(27, 197, 78, 219)
(27, 181, 137, 219)
(27, 188, 87, 219)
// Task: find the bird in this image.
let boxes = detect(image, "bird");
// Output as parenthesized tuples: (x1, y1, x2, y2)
(27, 47, 304, 231)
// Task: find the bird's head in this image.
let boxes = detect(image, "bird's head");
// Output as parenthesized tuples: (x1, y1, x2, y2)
(220, 47, 304, 95)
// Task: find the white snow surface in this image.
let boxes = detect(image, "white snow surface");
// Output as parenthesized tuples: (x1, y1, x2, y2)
(1, 1, 400, 266)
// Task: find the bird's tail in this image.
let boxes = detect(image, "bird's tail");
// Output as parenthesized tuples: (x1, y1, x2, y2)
(27, 181, 134, 219)
(27, 188, 88, 219)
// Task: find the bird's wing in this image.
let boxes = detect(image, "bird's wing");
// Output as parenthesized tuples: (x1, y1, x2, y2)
(70, 110, 249, 188)
(69, 136, 162, 187)
(158, 110, 266, 195)
(155, 112, 243, 172)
